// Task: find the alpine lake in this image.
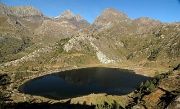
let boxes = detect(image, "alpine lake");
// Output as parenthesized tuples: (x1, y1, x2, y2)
(19, 67, 151, 100)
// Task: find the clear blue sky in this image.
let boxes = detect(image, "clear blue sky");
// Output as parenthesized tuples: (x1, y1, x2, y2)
(1, 0, 180, 23)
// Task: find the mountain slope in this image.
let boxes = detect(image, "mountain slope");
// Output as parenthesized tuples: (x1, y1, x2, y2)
(0, 5, 179, 69)
(0, 3, 92, 63)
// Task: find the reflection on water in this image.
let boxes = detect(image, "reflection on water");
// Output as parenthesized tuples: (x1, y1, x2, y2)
(19, 67, 151, 100)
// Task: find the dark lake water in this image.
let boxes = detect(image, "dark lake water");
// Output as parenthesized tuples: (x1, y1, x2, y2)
(19, 67, 151, 100)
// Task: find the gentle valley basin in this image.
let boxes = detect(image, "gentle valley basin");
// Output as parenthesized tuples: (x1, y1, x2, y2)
(19, 67, 151, 100)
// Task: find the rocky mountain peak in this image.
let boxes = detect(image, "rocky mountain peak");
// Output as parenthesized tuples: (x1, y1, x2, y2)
(97, 8, 131, 21)
(102, 8, 125, 16)
(55, 10, 90, 29)
(56, 10, 75, 19)
(0, 3, 43, 17)
(75, 14, 83, 21)
(56, 10, 84, 21)
(93, 8, 131, 30)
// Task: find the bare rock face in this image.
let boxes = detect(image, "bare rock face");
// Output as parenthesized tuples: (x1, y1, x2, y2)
(56, 10, 84, 21)
(93, 8, 132, 30)
(75, 14, 83, 21)
(0, 3, 44, 30)
(0, 3, 43, 17)
(55, 10, 90, 29)
(133, 17, 162, 34)
(34, 10, 91, 40)
(0, 2, 7, 15)
(95, 8, 131, 22)
(34, 10, 90, 39)
(56, 10, 74, 19)
(93, 8, 162, 34)
(34, 19, 78, 39)
(6, 6, 43, 17)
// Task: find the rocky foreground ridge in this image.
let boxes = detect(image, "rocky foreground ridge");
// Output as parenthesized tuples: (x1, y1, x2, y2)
(0, 2, 179, 109)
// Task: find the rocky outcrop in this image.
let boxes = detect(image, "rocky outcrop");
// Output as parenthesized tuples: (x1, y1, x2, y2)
(55, 10, 90, 29)
(167, 96, 180, 109)
(3, 47, 53, 67)
(96, 51, 116, 64)
(137, 71, 180, 109)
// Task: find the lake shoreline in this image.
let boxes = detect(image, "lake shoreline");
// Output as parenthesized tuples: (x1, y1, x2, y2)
(19, 67, 151, 100)
(5, 63, 170, 107)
